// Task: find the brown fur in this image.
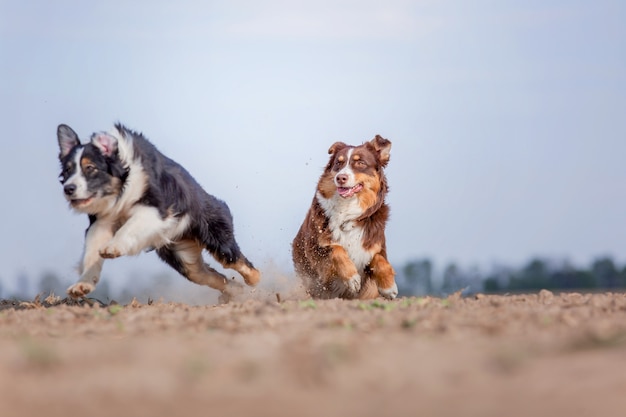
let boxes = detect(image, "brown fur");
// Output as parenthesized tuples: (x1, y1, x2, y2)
(292, 135, 397, 300)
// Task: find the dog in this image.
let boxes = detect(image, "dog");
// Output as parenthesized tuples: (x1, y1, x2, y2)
(292, 135, 397, 300)
(57, 123, 260, 302)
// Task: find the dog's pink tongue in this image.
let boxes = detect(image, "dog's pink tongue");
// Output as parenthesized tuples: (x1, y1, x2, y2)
(338, 187, 352, 197)
(338, 184, 363, 198)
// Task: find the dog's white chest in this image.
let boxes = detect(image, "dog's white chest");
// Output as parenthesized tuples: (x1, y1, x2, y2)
(332, 221, 372, 272)
(316, 192, 372, 272)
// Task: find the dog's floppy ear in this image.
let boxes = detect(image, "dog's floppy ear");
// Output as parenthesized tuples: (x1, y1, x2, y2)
(57, 124, 80, 159)
(328, 141, 348, 155)
(91, 133, 118, 157)
(369, 135, 392, 167)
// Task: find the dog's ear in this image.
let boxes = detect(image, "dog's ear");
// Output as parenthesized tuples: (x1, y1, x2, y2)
(369, 135, 392, 167)
(91, 133, 118, 157)
(57, 124, 80, 158)
(328, 141, 348, 155)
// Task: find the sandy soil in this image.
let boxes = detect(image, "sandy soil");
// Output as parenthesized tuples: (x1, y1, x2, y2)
(1, 290, 626, 417)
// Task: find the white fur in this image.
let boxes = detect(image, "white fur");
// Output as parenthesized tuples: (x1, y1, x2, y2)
(344, 273, 362, 294)
(64, 129, 148, 217)
(379, 282, 398, 300)
(68, 128, 187, 297)
(108, 127, 135, 166)
(79, 218, 115, 284)
(316, 190, 373, 274)
(99, 128, 148, 219)
(64, 148, 90, 199)
(101, 205, 190, 257)
(335, 148, 356, 186)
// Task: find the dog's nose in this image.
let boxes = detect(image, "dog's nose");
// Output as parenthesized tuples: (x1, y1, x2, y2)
(64, 184, 77, 196)
(336, 174, 349, 186)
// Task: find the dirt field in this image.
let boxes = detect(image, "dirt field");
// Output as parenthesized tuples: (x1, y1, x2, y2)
(1, 289, 626, 417)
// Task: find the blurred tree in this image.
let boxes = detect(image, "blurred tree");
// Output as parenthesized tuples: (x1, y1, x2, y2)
(592, 257, 620, 289)
(39, 271, 67, 295)
(483, 265, 515, 293)
(551, 260, 597, 290)
(483, 277, 499, 292)
(510, 258, 551, 291)
(441, 263, 466, 294)
(402, 259, 433, 295)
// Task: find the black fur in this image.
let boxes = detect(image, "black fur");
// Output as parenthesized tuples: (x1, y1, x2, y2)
(112, 125, 247, 266)
(57, 123, 260, 299)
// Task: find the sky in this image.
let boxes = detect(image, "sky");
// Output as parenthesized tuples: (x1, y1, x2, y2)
(1, 0, 625, 295)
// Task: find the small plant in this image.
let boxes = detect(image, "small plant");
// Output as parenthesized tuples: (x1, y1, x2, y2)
(371, 300, 394, 311)
(358, 300, 394, 311)
(299, 300, 317, 309)
(357, 302, 372, 311)
(108, 304, 123, 315)
(400, 297, 429, 308)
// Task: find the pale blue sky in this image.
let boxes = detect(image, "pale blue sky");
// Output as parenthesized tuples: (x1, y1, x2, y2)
(1, 0, 625, 293)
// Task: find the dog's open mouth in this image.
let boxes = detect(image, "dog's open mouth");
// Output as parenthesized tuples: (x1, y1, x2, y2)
(70, 196, 95, 207)
(337, 184, 363, 198)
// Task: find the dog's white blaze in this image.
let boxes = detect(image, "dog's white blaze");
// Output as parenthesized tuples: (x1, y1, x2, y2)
(335, 148, 356, 187)
(316, 190, 372, 273)
(64, 148, 90, 199)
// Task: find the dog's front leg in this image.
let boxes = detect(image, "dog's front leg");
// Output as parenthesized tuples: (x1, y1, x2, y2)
(100, 206, 174, 259)
(67, 219, 114, 298)
(369, 253, 398, 300)
(325, 244, 361, 298)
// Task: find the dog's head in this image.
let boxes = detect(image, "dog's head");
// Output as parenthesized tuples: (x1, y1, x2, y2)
(57, 124, 128, 214)
(317, 135, 391, 212)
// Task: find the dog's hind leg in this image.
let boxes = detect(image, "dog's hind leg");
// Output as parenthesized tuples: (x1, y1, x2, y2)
(207, 243, 261, 287)
(198, 226, 260, 287)
(196, 203, 261, 287)
(220, 256, 260, 287)
(157, 239, 244, 302)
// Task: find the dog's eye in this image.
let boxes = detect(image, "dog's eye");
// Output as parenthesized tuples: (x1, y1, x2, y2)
(83, 164, 97, 174)
(354, 160, 367, 169)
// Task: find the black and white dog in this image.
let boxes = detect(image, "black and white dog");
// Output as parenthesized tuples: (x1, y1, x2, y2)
(57, 123, 260, 302)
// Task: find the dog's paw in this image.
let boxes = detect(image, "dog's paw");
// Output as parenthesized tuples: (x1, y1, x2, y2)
(378, 282, 398, 300)
(218, 280, 245, 304)
(67, 282, 95, 299)
(345, 273, 362, 295)
(99, 245, 123, 259)
(330, 273, 361, 298)
(241, 267, 261, 287)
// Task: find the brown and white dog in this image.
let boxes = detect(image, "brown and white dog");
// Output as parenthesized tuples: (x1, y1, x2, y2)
(292, 135, 397, 300)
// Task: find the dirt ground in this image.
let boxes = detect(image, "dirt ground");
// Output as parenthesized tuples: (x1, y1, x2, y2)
(1, 289, 626, 417)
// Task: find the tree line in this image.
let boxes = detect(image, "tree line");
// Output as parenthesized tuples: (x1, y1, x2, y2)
(2, 255, 625, 302)
(397, 256, 626, 296)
